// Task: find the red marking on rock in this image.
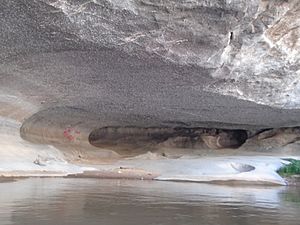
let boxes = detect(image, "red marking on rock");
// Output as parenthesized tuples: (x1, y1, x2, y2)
(63, 127, 80, 141)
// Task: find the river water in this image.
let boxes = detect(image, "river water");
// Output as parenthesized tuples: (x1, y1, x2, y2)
(0, 178, 299, 225)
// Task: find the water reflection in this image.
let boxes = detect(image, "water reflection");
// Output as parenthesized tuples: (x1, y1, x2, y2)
(0, 178, 299, 225)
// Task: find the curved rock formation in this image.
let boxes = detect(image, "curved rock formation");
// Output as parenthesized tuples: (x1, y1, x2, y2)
(0, 0, 300, 180)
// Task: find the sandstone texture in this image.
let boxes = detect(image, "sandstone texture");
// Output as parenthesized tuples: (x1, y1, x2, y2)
(0, 0, 300, 160)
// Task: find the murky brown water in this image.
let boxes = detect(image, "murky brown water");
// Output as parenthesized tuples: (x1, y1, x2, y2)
(0, 178, 299, 225)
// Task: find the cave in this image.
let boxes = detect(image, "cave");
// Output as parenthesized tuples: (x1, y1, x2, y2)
(0, 0, 300, 185)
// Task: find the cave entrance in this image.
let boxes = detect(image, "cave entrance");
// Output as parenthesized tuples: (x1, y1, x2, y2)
(88, 127, 248, 156)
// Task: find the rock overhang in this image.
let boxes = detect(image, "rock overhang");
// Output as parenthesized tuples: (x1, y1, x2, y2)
(1, 0, 300, 129)
(0, 0, 300, 146)
(1, 0, 300, 184)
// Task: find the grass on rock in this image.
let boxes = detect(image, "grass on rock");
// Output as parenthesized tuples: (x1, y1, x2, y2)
(278, 159, 300, 177)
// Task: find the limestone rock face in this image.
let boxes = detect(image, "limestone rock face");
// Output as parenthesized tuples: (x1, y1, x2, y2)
(208, 0, 300, 108)
(11, 0, 298, 108)
(1, 0, 300, 134)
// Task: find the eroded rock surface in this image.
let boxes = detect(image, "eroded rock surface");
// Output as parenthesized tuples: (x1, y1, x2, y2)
(241, 127, 300, 154)
(0, 0, 300, 162)
(2, 0, 300, 108)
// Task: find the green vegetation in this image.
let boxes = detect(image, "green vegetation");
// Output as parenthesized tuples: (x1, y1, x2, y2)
(277, 159, 300, 177)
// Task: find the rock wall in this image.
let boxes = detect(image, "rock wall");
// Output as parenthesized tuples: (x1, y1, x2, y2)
(3, 0, 297, 108)
(0, 0, 300, 160)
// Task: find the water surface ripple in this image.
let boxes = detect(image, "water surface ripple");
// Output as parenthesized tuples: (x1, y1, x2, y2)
(0, 178, 299, 225)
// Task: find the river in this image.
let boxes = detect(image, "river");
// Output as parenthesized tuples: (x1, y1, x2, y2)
(0, 178, 299, 225)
